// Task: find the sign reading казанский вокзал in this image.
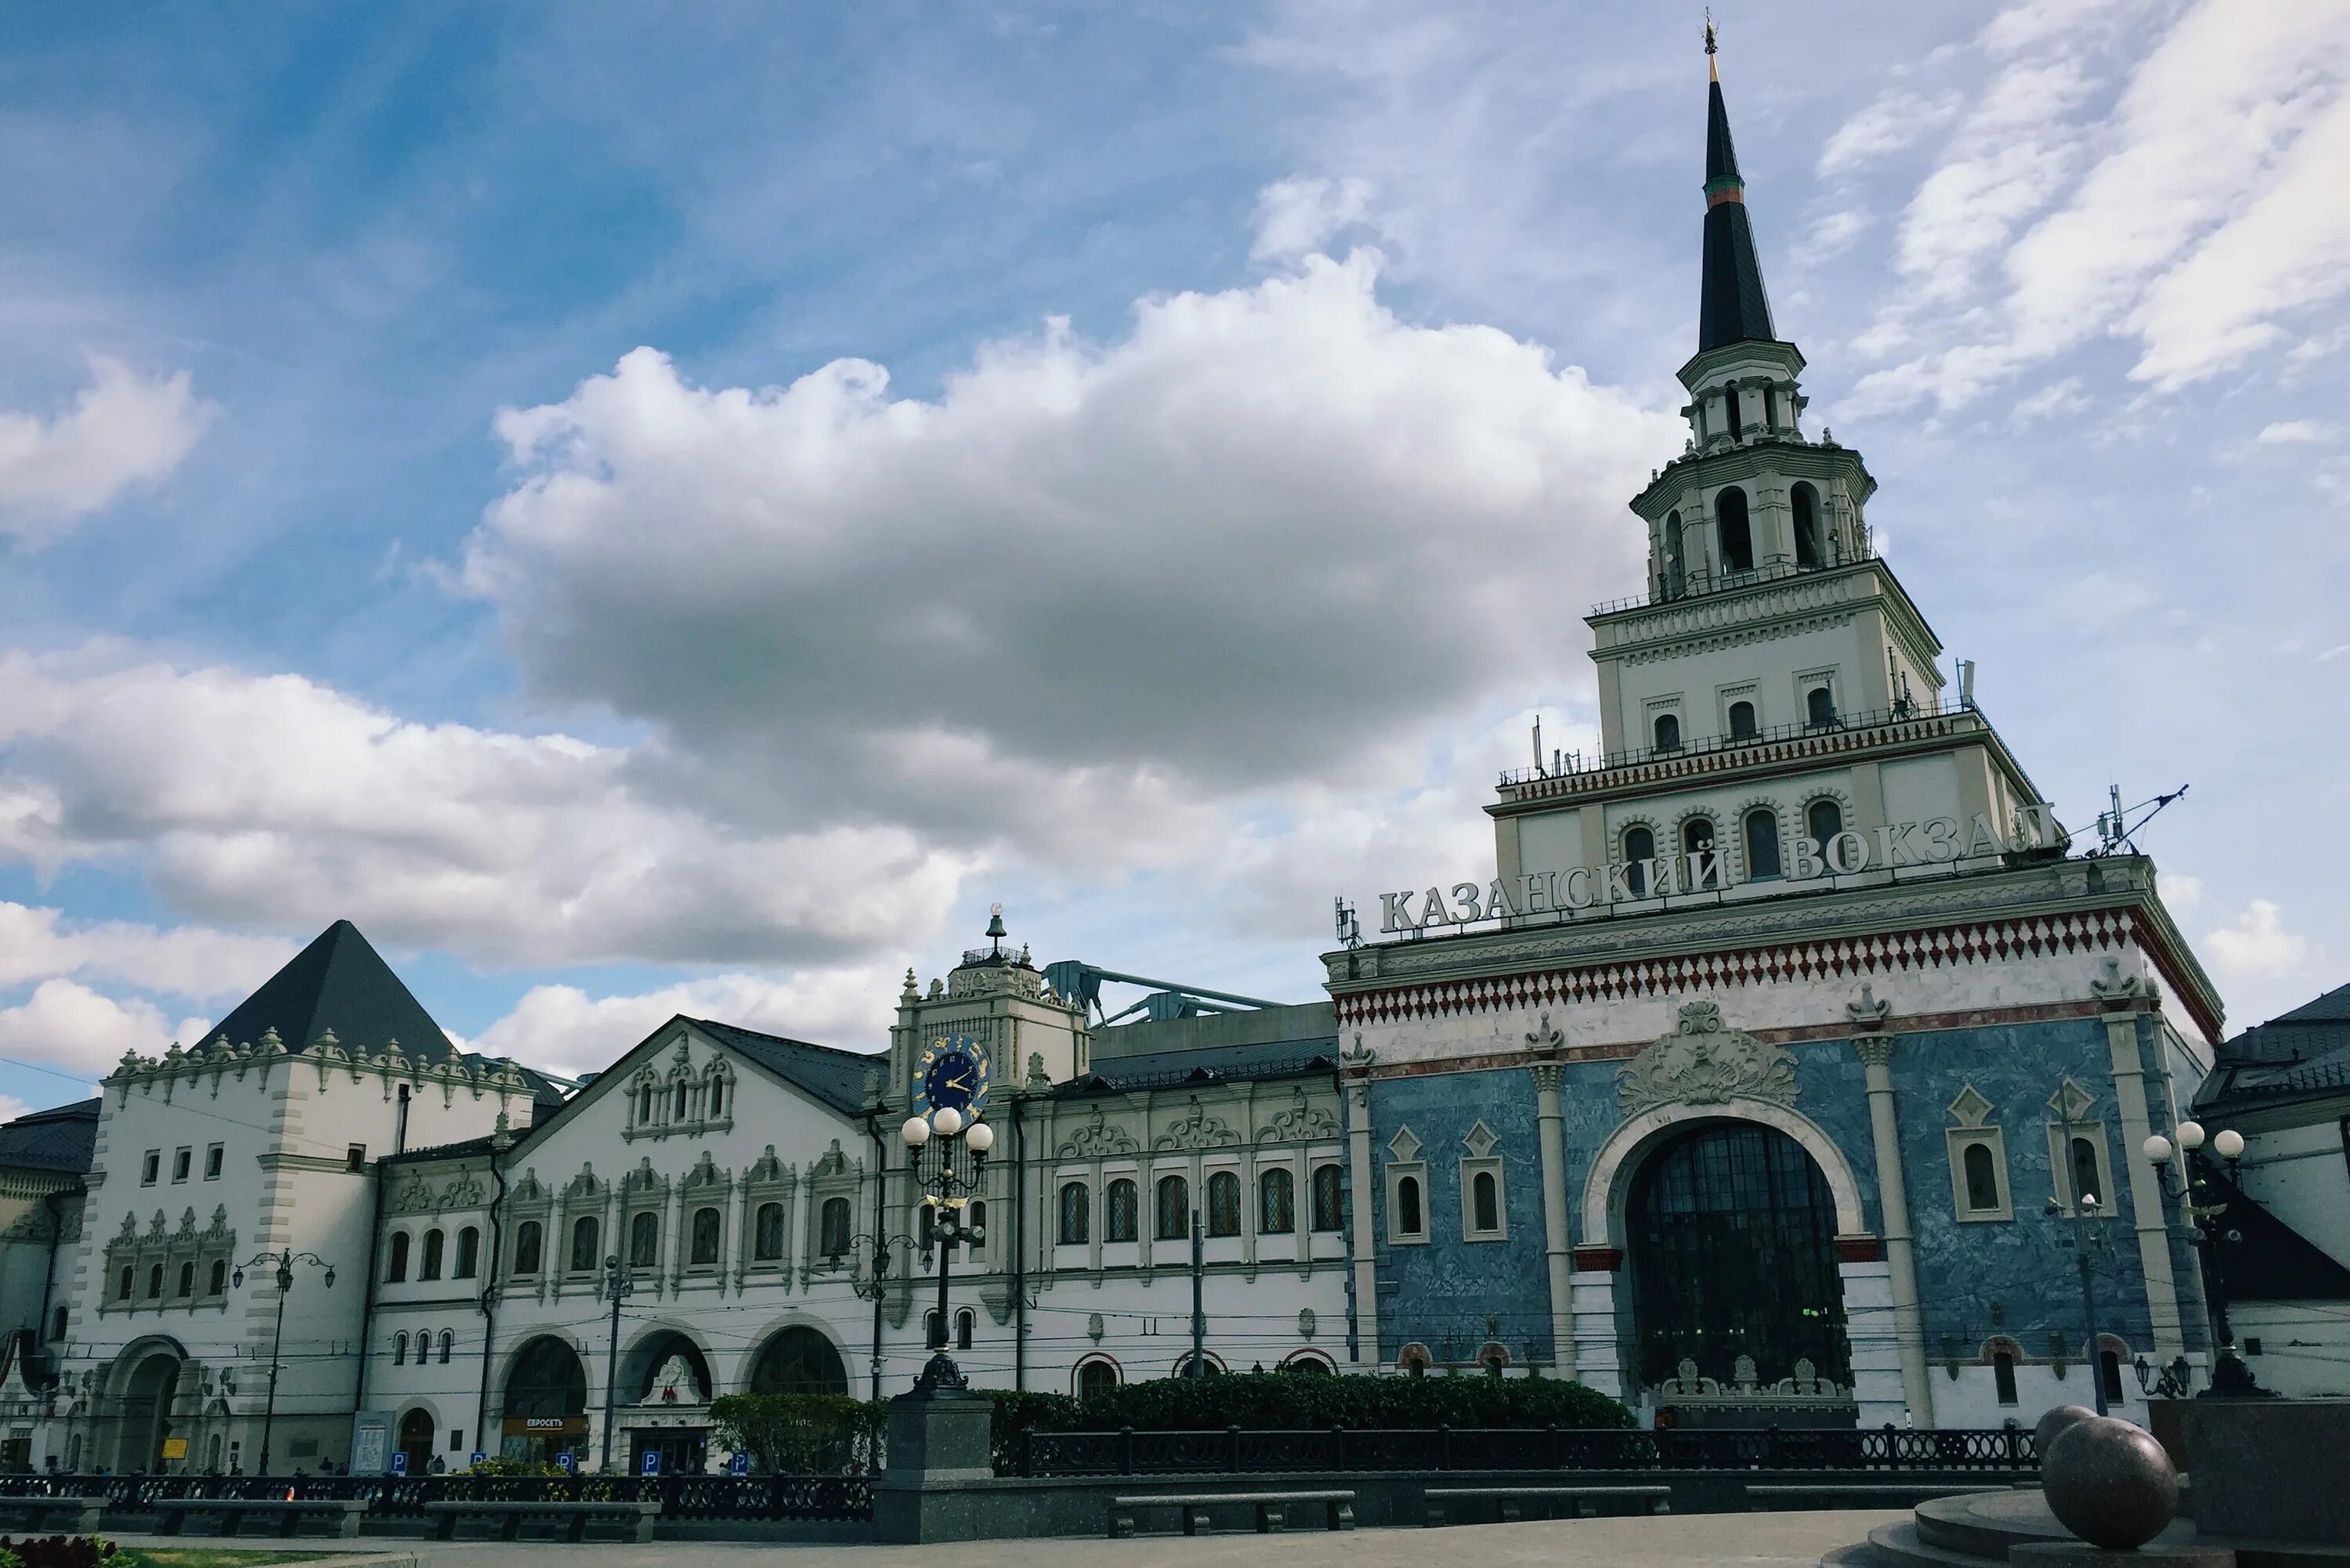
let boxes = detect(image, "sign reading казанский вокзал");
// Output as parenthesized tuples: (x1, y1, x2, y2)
(1379, 804, 2064, 935)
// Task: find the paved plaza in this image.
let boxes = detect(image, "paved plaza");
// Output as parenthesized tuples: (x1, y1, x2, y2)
(102, 1511, 1905, 1568)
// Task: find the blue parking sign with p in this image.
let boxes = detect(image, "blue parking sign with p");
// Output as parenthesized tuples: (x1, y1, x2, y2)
(641, 1451, 660, 1476)
(729, 1452, 748, 1476)
(391, 1451, 407, 1476)
(470, 1451, 485, 1468)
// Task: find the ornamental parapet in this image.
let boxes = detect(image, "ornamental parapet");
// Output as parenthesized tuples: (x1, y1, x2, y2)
(105, 1024, 532, 1101)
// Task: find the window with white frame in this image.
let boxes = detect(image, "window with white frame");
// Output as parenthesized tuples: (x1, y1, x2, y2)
(1943, 1085, 2012, 1222)
(1459, 1122, 1506, 1241)
(1385, 1127, 1427, 1245)
(2044, 1081, 2117, 1218)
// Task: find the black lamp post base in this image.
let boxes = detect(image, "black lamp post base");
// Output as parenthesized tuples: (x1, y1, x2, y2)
(2199, 1352, 2275, 1399)
(912, 1352, 969, 1394)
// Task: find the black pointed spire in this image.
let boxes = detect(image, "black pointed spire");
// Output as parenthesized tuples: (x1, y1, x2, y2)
(1697, 26, 1776, 353)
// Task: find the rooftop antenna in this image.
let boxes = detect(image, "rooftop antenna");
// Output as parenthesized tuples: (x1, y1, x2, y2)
(1332, 896, 1361, 949)
(2094, 783, 2190, 856)
(1531, 713, 1544, 774)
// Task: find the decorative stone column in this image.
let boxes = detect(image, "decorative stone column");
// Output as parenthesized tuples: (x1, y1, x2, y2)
(1342, 1039, 1380, 1369)
(2093, 963, 2186, 1359)
(1567, 1247, 1625, 1399)
(1528, 1042, 1577, 1380)
(1849, 990, 1933, 1425)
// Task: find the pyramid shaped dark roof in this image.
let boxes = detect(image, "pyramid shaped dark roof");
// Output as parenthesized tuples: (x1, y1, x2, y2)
(201, 919, 463, 1065)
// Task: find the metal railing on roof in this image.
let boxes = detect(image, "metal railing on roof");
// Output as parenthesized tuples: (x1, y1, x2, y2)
(1589, 531, 1875, 618)
(1499, 699, 1983, 789)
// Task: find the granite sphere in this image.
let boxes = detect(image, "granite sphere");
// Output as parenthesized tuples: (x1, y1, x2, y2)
(2034, 1404, 2098, 1461)
(2044, 1415, 2180, 1550)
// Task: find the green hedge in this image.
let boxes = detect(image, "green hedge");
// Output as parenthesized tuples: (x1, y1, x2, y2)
(708, 1393, 888, 1474)
(985, 1370, 1630, 1468)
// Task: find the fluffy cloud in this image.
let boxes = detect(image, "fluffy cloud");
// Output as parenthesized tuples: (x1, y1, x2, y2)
(0, 901, 292, 999)
(2206, 899, 2309, 978)
(1817, 89, 1964, 179)
(0, 356, 212, 544)
(465, 252, 1671, 870)
(1252, 176, 1378, 260)
(467, 969, 898, 1080)
(0, 977, 207, 1078)
(0, 648, 973, 966)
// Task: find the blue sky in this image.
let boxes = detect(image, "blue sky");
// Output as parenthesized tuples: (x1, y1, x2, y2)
(2, 0, 2345, 1111)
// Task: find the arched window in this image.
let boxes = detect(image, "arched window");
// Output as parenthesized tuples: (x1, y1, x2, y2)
(690, 1206, 722, 1266)
(1682, 816, 1715, 858)
(387, 1231, 411, 1283)
(708, 1078, 726, 1118)
(146, 1263, 163, 1299)
(1480, 1343, 1508, 1377)
(1716, 486, 1754, 573)
(919, 1205, 935, 1252)
(1311, 1165, 1343, 1231)
(1728, 699, 1757, 740)
(1721, 385, 1742, 439)
(117, 1266, 132, 1302)
(924, 1310, 942, 1348)
(50, 1305, 66, 1339)
(2070, 1136, 2103, 1211)
(638, 1083, 654, 1123)
(1653, 712, 1681, 751)
(177, 1262, 194, 1298)
(569, 1215, 599, 1273)
(1156, 1175, 1190, 1241)
(1663, 510, 1686, 598)
(393, 1331, 408, 1366)
(2099, 1348, 2124, 1402)
(1207, 1171, 1242, 1237)
(820, 1196, 852, 1258)
(1398, 1345, 1431, 1378)
(455, 1226, 479, 1279)
(968, 1199, 988, 1243)
(754, 1202, 786, 1261)
(1623, 824, 1656, 898)
(673, 1081, 689, 1120)
(1806, 798, 1843, 850)
(440, 1329, 455, 1364)
(1397, 1174, 1423, 1237)
(1105, 1179, 1138, 1242)
(1077, 1357, 1119, 1399)
(1259, 1168, 1295, 1234)
(1472, 1170, 1499, 1234)
(1762, 383, 1778, 431)
(1962, 1143, 2001, 1212)
(1058, 1182, 1090, 1245)
(1806, 685, 1837, 727)
(1993, 1349, 2018, 1405)
(630, 1211, 660, 1269)
(421, 1228, 445, 1281)
(955, 1308, 975, 1350)
(514, 1220, 543, 1275)
(1792, 482, 1822, 568)
(1744, 808, 1782, 880)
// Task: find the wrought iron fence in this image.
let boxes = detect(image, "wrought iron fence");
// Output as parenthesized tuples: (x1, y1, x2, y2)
(0, 1471, 873, 1523)
(1016, 1425, 2038, 1478)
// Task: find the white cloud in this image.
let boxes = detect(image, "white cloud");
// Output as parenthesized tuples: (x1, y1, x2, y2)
(0, 1095, 33, 1125)
(468, 969, 897, 1080)
(0, 356, 213, 544)
(2256, 420, 2331, 444)
(0, 648, 974, 967)
(2008, 378, 2088, 427)
(0, 901, 292, 999)
(2157, 869, 2203, 914)
(1251, 176, 1376, 261)
(2206, 898, 2309, 977)
(0, 977, 207, 1078)
(1817, 90, 1964, 179)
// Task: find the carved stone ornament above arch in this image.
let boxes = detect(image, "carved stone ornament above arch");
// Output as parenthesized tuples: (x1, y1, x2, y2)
(1058, 1104, 1138, 1160)
(1256, 1087, 1336, 1145)
(1617, 1000, 1797, 1115)
(1152, 1097, 1238, 1152)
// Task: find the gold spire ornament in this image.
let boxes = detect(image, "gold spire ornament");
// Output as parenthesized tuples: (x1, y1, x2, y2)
(1705, 12, 1719, 81)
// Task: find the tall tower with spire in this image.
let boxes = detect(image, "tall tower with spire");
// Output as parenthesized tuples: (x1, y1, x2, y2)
(1324, 31, 2222, 1434)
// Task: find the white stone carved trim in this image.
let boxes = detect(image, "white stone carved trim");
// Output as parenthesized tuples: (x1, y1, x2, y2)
(1057, 1105, 1138, 1159)
(1582, 1096, 1865, 1245)
(1255, 1088, 1337, 1145)
(1152, 1097, 1238, 1152)
(1617, 1001, 1796, 1115)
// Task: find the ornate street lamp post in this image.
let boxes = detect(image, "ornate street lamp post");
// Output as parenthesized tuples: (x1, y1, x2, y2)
(231, 1248, 334, 1474)
(2142, 1121, 2272, 1398)
(898, 1107, 992, 1389)
(598, 1251, 637, 1472)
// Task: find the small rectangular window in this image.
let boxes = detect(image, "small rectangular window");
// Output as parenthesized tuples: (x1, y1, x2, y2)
(141, 1151, 161, 1186)
(204, 1143, 224, 1179)
(2243, 1337, 2263, 1356)
(346, 1144, 367, 1172)
(172, 1147, 191, 1183)
(450, 1428, 466, 1452)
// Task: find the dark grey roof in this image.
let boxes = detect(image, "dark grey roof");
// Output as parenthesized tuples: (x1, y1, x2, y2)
(384, 1133, 499, 1166)
(692, 1019, 881, 1116)
(0, 1098, 99, 1174)
(1697, 75, 1776, 353)
(2198, 980, 2350, 1112)
(1057, 1037, 1340, 1096)
(197, 919, 562, 1097)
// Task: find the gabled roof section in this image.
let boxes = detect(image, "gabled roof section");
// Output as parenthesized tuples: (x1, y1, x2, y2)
(2199, 979, 2350, 1112)
(693, 1019, 880, 1116)
(0, 1098, 99, 1174)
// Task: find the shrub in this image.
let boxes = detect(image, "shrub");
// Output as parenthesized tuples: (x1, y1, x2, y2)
(463, 1456, 568, 1476)
(984, 1369, 1630, 1464)
(0, 1537, 114, 1568)
(709, 1393, 888, 1474)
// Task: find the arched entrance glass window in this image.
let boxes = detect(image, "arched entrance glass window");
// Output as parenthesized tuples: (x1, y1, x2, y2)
(621, 1328, 712, 1404)
(1716, 487, 1754, 573)
(1625, 1121, 1852, 1392)
(397, 1408, 435, 1475)
(749, 1326, 847, 1395)
(1623, 825, 1656, 898)
(116, 1347, 183, 1472)
(1744, 809, 1781, 880)
(1792, 482, 1822, 568)
(502, 1335, 588, 1464)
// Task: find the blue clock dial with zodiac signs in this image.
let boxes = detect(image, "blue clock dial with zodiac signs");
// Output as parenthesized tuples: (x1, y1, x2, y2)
(913, 1033, 989, 1118)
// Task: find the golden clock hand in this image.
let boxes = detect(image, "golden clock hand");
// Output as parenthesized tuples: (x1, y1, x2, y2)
(945, 1075, 973, 1092)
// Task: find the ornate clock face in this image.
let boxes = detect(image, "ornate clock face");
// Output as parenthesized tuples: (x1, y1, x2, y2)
(913, 1034, 989, 1118)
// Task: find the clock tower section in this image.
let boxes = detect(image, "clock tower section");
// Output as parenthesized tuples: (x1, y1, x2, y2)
(888, 908, 1090, 1119)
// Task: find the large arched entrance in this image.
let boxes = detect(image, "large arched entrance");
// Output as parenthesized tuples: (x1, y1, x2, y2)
(1625, 1121, 1850, 1392)
(500, 1336, 588, 1465)
(396, 1408, 436, 1475)
(620, 1328, 716, 1476)
(116, 1349, 183, 1472)
(747, 1327, 846, 1395)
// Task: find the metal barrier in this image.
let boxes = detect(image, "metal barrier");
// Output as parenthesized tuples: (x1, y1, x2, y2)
(0, 1471, 874, 1523)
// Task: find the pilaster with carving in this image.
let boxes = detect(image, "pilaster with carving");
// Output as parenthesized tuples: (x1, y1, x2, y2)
(1846, 985, 1932, 1425)
(1525, 1013, 1577, 1378)
(2091, 959, 2185, 1358)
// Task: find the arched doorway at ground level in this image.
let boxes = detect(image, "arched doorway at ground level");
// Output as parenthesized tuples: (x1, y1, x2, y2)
(1625, 1120, 1851, 1392)
(116, 1351, 183, 1473)
(500, 1335, 589, 1466)
(397, 1407, 435, 1475)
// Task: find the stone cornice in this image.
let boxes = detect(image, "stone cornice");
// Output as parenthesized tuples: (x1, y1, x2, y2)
(1589, 558, 1940, 681)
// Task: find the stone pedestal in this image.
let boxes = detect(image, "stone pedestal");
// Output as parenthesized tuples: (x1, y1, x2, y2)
(2012, 1545, 2234, 1568)
(2182, 1396, 2350, 1549)
(873, 1382, 996, 1544)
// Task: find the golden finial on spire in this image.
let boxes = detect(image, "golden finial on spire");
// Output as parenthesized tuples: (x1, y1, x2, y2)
(1705, 11, 1719, 81)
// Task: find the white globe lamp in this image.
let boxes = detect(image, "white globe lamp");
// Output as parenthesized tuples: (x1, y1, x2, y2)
(932, 1105, 964, 1138)
(965, 1120, 995, 1154)
(900, 1115, 931, 1147)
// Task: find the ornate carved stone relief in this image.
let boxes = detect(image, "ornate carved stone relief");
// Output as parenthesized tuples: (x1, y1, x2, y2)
(1616, 1000, 1797, 1115)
